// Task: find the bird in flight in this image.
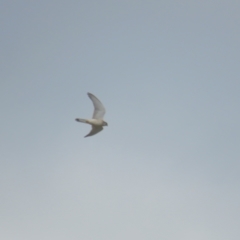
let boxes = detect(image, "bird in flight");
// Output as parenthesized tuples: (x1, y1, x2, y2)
(75, 93, 108, 137)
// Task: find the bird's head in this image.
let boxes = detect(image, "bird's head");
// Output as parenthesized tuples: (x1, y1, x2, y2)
(103, 121, 108, 126)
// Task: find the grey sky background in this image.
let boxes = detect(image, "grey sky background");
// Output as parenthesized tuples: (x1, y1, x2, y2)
(1, 1, 240, 239)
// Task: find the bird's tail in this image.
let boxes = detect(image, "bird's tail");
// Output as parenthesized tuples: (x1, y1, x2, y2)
(75, 118, 88, 123)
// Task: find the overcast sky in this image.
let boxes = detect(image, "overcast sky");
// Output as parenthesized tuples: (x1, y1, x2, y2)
(1, 1, 240, 240)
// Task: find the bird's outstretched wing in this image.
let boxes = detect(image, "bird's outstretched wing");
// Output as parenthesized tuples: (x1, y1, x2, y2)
(87, 93, 106, 119)
(84, 126, 103, 138)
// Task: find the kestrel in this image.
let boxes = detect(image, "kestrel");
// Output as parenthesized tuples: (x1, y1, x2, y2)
(75, 93, 108, 137)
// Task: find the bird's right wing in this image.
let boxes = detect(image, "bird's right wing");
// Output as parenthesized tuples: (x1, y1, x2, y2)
(87, 93, 106, 119)
(84, 126, 103, 138)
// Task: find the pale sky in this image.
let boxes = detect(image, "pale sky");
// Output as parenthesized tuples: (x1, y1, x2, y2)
(1, 1, 240, 240)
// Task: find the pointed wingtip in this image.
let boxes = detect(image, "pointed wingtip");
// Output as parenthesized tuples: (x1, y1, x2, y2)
(87, 92, 96, 100)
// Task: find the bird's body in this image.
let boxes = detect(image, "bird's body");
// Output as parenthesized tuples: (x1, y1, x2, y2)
(86, 119, 105, 126)
(75, 93, 108, 137)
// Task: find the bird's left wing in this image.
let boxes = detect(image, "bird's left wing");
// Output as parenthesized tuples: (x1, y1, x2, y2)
(84, 126, 103, 138)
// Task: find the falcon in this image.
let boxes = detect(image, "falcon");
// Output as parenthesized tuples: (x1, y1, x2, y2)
(75, 93, 108, 137)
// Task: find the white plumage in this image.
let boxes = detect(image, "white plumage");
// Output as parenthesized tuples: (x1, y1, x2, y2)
(75, 93, 108, 137)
